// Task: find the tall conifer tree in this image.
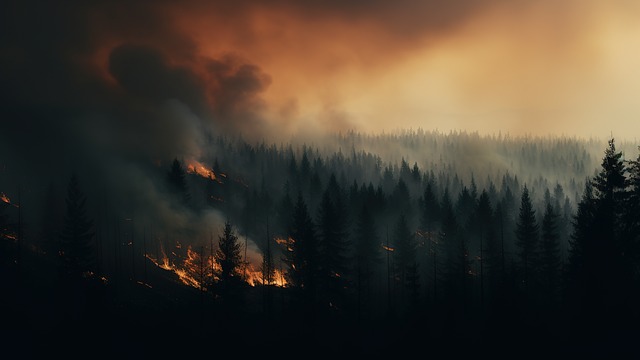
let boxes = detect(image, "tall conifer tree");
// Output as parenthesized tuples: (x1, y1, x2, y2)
(59, 173, 95, 280)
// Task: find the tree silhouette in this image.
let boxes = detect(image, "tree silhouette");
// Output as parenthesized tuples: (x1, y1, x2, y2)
(540, 202, 560, 307)
(261, 227, 275, 286)
(276, 182, 294, 238)
(261, 222, 276, 315)
(215, 220, 243, 298)
(59, 173, 95, 280)
(391, 178, 412, 218)
(625, 147, 640, 276)
(421, 181, 441, 232)
(566, 181, 595, 317)
(475, 190, 494, 306)
(420, 180, 441, 303)
(440, 188, 458, 301)
(565, 138, 634, 330)
(623, 147, 640, 315)
(283, 193, 318, 314)
(393, 213, 419, 310)
(317, 175, 351, 313)
(354, 204, 380, 319)
(515, 185, 538, 295)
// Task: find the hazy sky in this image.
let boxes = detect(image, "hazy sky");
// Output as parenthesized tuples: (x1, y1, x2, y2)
(2, 0, 640, 142)
(171, 0, 640, 140)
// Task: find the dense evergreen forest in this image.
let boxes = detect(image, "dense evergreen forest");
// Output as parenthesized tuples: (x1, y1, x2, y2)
(2, 130, 640, 356)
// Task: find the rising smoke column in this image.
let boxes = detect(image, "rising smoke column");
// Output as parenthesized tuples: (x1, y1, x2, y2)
(0, 1, 273, 270)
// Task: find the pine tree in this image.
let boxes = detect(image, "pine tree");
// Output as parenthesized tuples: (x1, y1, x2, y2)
(566, 181, 595, 304)
(456, 186, 476, 230)
(440, 188, 458, 290)
(566, 139, 629, 327)
(591, 138, 627, 278)
(391, 178, 412, 218)
(394, 213, 419, 310)
(515, 185, 538, 293)
(283, 193, 318, 310)
(317, 174, 350, 312)
(354, 204, 380, 318)
(59, 173, 95, 280)
(421, 181, 441, 234)
(540, 202, 560, 306)
(261, 222, 276, 316)
(215, 220, 243, 294)
(476, 190, 494, 306)
(593, 138, 627, 203)
(625, 147, 640, 274)
(420, 181, 440, 302)
(261, 226, 275, 286)
(276, 182, 294, 237)
(623, 147, 640, 316)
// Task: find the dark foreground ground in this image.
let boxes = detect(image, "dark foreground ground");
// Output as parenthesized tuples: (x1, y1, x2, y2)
(2, 251, 639, 358)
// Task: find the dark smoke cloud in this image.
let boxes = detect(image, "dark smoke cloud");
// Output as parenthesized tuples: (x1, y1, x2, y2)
(205, 56, 271, 120)
(109, 45, 204, 107)
(106, 44, 271, 147)
(0, 0, 505, 153)
(0, 0, 273, 161)
(0, 0, 272, 242)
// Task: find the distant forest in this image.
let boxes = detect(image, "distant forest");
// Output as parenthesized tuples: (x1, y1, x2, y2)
(2, 130, 640, 356)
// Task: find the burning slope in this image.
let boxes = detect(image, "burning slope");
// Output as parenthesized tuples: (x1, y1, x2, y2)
(146, 240, 286, 290)
(186, 160, 222, 183)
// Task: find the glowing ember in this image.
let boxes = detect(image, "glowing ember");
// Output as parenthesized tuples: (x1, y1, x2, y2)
(136, 280, 152, 288)
(276, 237, 295, 252)
(186, 160, 219, 181)
(2, 233, 17, 241)
(0, 192, 18, 208)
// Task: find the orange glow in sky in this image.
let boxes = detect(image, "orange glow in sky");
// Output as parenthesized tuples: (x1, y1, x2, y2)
(83, 0, 640, 141)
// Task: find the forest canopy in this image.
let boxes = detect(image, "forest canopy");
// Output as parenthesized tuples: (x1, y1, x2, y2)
(2, 130, 640, 356)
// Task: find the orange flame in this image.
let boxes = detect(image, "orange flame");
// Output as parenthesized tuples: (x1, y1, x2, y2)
(147, 241, 287, 289)
(146, 244, 217, 290)
(274, 238, 288, 245)
(276, 237, 296, 252)
(243, 263, 288, 287)
(382, 244, 395, 252)
(0, 192, 18, 208)
(186, 160, 220, 182)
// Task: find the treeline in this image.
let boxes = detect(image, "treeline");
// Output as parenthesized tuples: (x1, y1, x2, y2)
(199, 135, 640, 351)
(2, 133, 640, 355)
